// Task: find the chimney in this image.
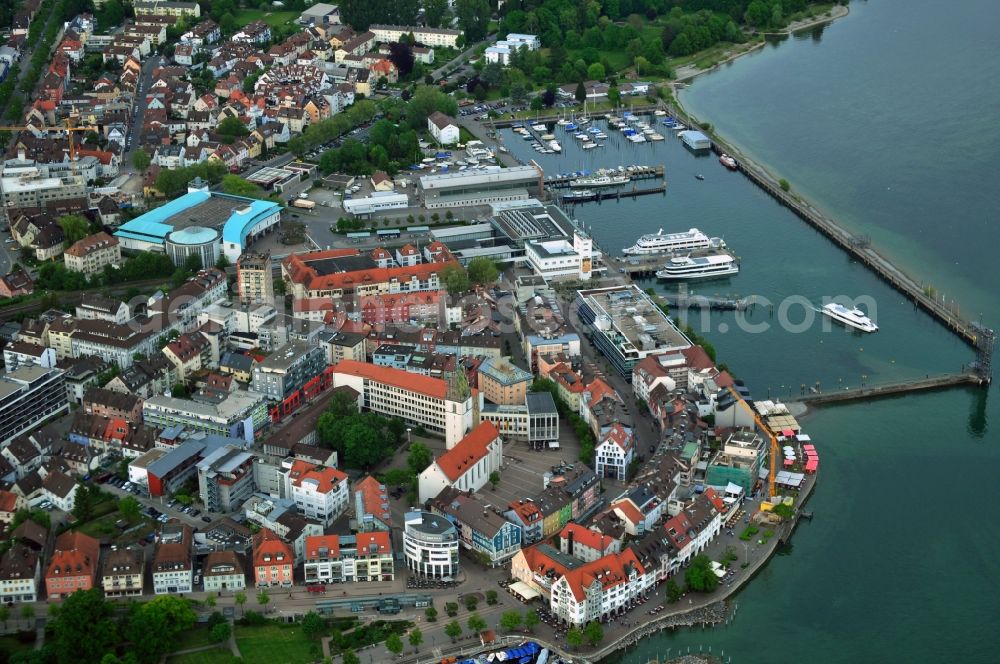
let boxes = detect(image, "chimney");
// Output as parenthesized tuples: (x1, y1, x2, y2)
(567, 528, 574, 554)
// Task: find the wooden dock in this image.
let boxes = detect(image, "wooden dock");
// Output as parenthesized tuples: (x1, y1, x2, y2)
(664, 102, 988, 350)
(491, 105, 660, 129)
(787, 373, 983, 405)
(546, 165, 664, 188)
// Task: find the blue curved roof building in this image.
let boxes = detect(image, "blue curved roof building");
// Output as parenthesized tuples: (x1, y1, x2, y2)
(114, 189, 282, 263)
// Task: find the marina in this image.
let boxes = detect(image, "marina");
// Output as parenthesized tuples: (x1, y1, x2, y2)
(545, 165, 663, 188)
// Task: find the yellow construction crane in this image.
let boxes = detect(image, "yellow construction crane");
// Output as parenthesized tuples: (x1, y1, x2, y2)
(725, 385, 779, 497)
(0, 118, 101, 176)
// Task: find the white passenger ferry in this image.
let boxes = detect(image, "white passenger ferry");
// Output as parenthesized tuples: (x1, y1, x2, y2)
(622, 228, 725, 256)
(655, 253, 740, 280)
(820, 302, 879, 332)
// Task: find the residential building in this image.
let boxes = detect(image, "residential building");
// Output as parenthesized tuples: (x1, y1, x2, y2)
(477, 356, 532, 406)
(252, 527, 294, 588)
(63, 232, 121, 275)
(427, 111, 459, 145)
(3, 342, 56, 371)
(0, 489, 26, 524)
(45, 531, 100, 600)
(162, 332, 212, 382)
(0, 543, 41, 604)
(0, 269, 33, 298)
(76, 294, 130, 325)
(101, 546, 144, 598)
(202, 551, 246, 592)
(282, 459, 349, 526)
(152, 523, 193, 594)
(197, 445, 256, 512)
(369, 25, 460, 48)
(418, 421, 503, 503)
(431, 489, 522, 566)
(41, 471, 79, 511)
(317, 330, 366, 365)
(133, 0, 201, 19)
(632, 354, 681, 403)
(330, 360, 475, 448)
(548, 548, 651, 626)
(83, 387, 142, 422)
(236, 251, 274, 305)
(250, 341, 327, 401)
(281, 248, 457, 300)
(354, 475, 392, 532)
(558, 523, 620, 562)
(505, 500, 544, 544)
(594, 422, 634, 481)
(303, 532, 394, 584)
(705, 427, 768, 492)
(0, 365, 69, 446)
(219, 352, 256, 383)
(403, 510, 460, 579)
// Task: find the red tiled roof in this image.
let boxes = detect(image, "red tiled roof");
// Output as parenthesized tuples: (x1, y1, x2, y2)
(611, 499, 645, 526)
(333, 359, 449, 399)
(507, 500, 542, 523)
(600, 422, 632, 452)
(560, 549, 645, 601)
(253, 528, 292, 568)
(560, 523, 616, 554)
(305, 534, 340, 559)
(0, 490, 20, 512)
(355, 530, 391, 554)
(433, 421, 500, 482)
(46, 531, 99, 581)
(354, 475, 392, 526)
(682, 345, 715, 371)
(287, 459, 347, 494)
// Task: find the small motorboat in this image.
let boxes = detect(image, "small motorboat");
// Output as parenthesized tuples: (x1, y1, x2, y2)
(695, 174, 705, 180)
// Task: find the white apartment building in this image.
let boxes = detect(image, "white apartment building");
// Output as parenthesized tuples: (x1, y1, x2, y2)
(369, 24, 460, 48)
(303, 532, 394, 584)
(63, 232, 121, 275)
(549, 549, 654, 626)
(418, 421, 503, 503)
(594, 423, 634, 482)
(202, 551, 246, 592)
(282, 460, 349, 527)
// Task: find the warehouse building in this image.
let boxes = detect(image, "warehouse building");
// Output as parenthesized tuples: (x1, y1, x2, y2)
(417, 165, 543, 209)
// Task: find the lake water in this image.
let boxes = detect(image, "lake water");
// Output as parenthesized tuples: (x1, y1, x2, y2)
(500, 0, 999, 661)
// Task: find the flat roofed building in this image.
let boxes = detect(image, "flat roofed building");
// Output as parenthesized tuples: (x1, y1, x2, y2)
(197, 445, 256, 512)
(477, 356, 532, 405)
(369, 24, 460, 48)
(403, 510, 459, 579)
(0, 365, 69, 446)
(418, 165, 542, 210)
(236, 251, 274, 305)
(576, 285, 691, 379)
(142, 391, 268, 443)
(250, 341, 327, 401)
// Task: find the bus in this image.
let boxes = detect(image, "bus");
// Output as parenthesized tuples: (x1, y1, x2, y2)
(377, 228, 401, 239)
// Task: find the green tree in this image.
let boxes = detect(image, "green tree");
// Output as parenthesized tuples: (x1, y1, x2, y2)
(523, 610, 539, 632)
(455, 0, 490, 42)
(0, 605, 8, 630)
(71, 482, 97, 522)
(49, 589, 119, 664)
(408, 627, 423, 651)
(406, 442, 433, 475)
(342, 649, 360, 664)
(488, 470, 501, 490)
(445, 602, 459, 617)
(302, 611, 325, 640)
(466, 257, 499, 285)
(587, 62, 606, 80)
(221, 175, 268, 199)
(125, 594, 197, 663)
(235, 591, 248, 616)
(257, 590, 270, 611)
(440, 263, 471, 294)
(424, 606, 438, 622)
(467, 613, 486, 633)
(464, 595, 478, 611)
(386, 632, 404, 656)
(19, 603, 34, 628)
(210, 621, 231, 642)
(118, 496, 142, 521)
(608, 85, 621, 107)
(485, 590, 498, 605)
(684, 554, 720, 592)
(583, 620, 604, 645)
(444, 619, 462, 641)
(779, 178, 791, 192)
(424, 0, 449, 28)
(59, 214, 92, 248)
(500, 610, 522, 632)
(566, 626, 583, 649)
(575, 81, 586, 103)
(666, 578, 682, 603)
(132, 148, 151, 172)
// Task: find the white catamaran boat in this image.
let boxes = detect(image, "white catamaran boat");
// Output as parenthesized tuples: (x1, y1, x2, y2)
(622, 228, 725, 256)
(820, 302, 879, 332)
(656, 253, 740, 280)
(570, 174, 629, 188)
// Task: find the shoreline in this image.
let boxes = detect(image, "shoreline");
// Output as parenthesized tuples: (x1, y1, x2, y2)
(672, 4, 850, 84)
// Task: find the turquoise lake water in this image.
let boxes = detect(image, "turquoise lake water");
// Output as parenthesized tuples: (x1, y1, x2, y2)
(500, 1, 999, 661)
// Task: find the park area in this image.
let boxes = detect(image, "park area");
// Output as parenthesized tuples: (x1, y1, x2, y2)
(234, 9, 299, 28)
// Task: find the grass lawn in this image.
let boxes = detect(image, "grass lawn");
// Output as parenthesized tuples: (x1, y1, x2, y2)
(167, 648, 237, 664)
(234, 624, 317, 664)
(234, 9, 300, 29)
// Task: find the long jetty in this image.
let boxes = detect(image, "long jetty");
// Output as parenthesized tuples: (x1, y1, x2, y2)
(491, 104, 660, 129)
(560, 184, 667, 204)
(546, 165, 664, 188)
(665, 102, 989, 350)
(787, 373, 982, 405)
